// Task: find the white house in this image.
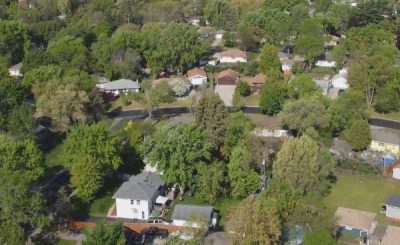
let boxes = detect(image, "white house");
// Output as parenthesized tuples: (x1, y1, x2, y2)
(215, 30, 225, 40)
(112, 172, 164, 220)
(218, 49, 247, 63)
(332, 68, 349, 90)
(314, 79, 332, 96)
(187, 67, 207, 86)
(383, 195, 400, 221)
(8, 63, 22, 77)
(393, 167, 400, 180)
(316, 52, 336, 68)
(96, 79, 140, 95)
(171, 204, 216, 229)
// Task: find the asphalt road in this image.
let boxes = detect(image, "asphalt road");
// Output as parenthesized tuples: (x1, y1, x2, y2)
(108, 107, 400, 130)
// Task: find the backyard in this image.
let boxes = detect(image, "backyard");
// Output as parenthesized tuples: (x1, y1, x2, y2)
(324, 175, 400, 225)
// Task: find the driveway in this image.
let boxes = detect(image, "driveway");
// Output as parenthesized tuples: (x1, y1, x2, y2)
(215, 85, 236, 106)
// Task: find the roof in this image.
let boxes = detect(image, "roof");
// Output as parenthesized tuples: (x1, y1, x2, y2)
(331, 139, 353, 155)
(384, 195, 400, 208)
(278, 52, 290, 60)
(219, 49, 246, 59)
(218, 69, 239, 79)
(335, 207, 376, 231)
(171, 204, 213, 221)
(187, 67, 207, 79)
(243, 73, 267, 86)
(371, 127, 400, 145)
(381, 225, 400, 245)
(113, 172, 163, 200)
(9, 62, 22, 71)
(101, 79, 140, 90)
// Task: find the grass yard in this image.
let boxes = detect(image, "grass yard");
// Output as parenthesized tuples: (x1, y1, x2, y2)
(56, 240, 77, 245)
(369, 107, 400, 122)
(110, 95, 194, 111)
(243, 93, 260, 106)
(88, 193, 114, 217)
(324, 175, 400, 225)
(45, 144, 63, 168)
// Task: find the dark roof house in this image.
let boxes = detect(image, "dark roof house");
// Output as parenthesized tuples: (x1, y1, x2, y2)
(217, 69, 239, 85)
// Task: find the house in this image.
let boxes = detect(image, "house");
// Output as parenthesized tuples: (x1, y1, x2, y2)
(8, 62, 22, 77)
(215, 30, 225, 40)
(324, 34, 340, 47)
(332, 68, 349, 90)
(380, 225, 400, 245)
(315, 52, 336, 68)
(112, 172, 164, 220)
(217, 69, 239, 85)
(370, 127, 400, 155)
(96, 79, 140, 95)
(243, 73, 266, 92)
(187, 67, 207, 86)
(190, 16, 201, 26)
(218, 49, 247, 63)
(171, 204, 216, 229)
(382, 195, 400, 221)
(330, 139, 353, 159)
(335, 207, 377, 242)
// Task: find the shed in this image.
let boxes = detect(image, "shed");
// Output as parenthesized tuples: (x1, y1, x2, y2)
(171, 204, 213, 228)
(393, 167, 400, 180)
(383, 195, 400, 221)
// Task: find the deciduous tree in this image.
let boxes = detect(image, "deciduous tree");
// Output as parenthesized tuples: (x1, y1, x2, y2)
(259, 44, 281, 74)
(342, 120, 371, 151)
(196, 161, 227, 204)
(83, 221, 126, 245)
(259, 81, 287, 116)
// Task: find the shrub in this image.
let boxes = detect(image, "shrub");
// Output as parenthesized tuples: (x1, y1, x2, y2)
(236, 80, 251, 96)
(338, 159, 381, 176)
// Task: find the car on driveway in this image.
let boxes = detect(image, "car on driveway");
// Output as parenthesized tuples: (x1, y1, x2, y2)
(147, 218, 172, 225)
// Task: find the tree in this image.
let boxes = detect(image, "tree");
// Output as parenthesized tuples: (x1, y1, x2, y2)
(47, 36, 90, 70)
(83, 221, 126, 245)
(111, 48, 142, 80)
(325, 3, 351, 34)
(352, 0, 391, 27)
(8, 103, 35, 139)
(228, 144, 260, 198)
(259, 44, 281, 74)
(237, 24, 258, 51)
(204, 0, 239, 31)
(143, 123, 212, 191)
(195, 92, 228, 147)
(302, 230, 337, 245)
(169, 79, 190, 97)
(342, 120, 371, 151)
(0, 20, 29, 65)
(227, 195, 281, 244)
(61, 123, 121, 198)
(196, 161, 227, 204)
(374, 87, 400, 113)
(37, 83, 90, 131)
(259, 81, 287, 116)
(235, 80, 251, 96)
(224, 112, 255, 154)
(288, 75, 322, 99)
(272, 135, 333, 194)
(134, 81, 175, 119)
(295, 18, 325, 65)
(348, 53, 394, 105)
(117, 0, 145, 24)
(279, 99, 330, 136)
(330, 90, 368, 132)
(0, 135, 46, 243)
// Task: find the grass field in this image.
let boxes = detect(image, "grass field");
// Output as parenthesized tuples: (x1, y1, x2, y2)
(45, 144, 63, 168)
(369, 107, 400, 122)
(243, 93, 260, 106)
(324, 175, 400, 225)
(88, 194, 114, 217)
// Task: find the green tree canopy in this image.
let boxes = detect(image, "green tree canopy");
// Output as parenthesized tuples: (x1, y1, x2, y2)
(295, 18, 325, 65)
(259, 80, 288, 116)
(288, 75, 322, 99)
(224, 112, 255, 154)
(0, 20, 29, 65)
(83, 221, 126, 245)
(196, 161, 227, 204)
(342, 120, 371, 151)
(204, 0, 239, 31)
(47, 36, 90, 70)
(62, 123, 121, 198)
(143, 123, 212, 190)
(259, 44, 281, 74)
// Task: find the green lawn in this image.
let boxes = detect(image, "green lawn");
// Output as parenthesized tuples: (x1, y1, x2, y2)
(56, 240, 76, 245)
(369, 107, 400, 121)
(45, 144, 63, 168)
(243, 93, 260, 106)
(88, 193, 114, 217)
(324, 175, 400, 224)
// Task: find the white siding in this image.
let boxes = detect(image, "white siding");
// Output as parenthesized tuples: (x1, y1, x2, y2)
(115, 198, 149, 220)
(190, 76, 207, 85)
(393, 168, 400, 180)
(219, 57, 247, 63)
(386, 206, 400, 220)
(315, 60, 336, 68)
(172, 219, 204, 228)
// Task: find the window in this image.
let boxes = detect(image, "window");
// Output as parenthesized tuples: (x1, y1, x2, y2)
(130, 200, 134, 205)
(142, 211, 145, 219)
(136, 200, 140, 205)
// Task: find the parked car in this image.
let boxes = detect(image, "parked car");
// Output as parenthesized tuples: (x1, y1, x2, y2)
(147, 218, 172, 225)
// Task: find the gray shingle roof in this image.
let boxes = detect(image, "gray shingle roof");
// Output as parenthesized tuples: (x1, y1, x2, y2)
(101, 79, 140, 90)
(384, 195, 400, 208)
(371, 127, 400, 146)
(171, 204, 213, 221)
(113, 172, 163, 201)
